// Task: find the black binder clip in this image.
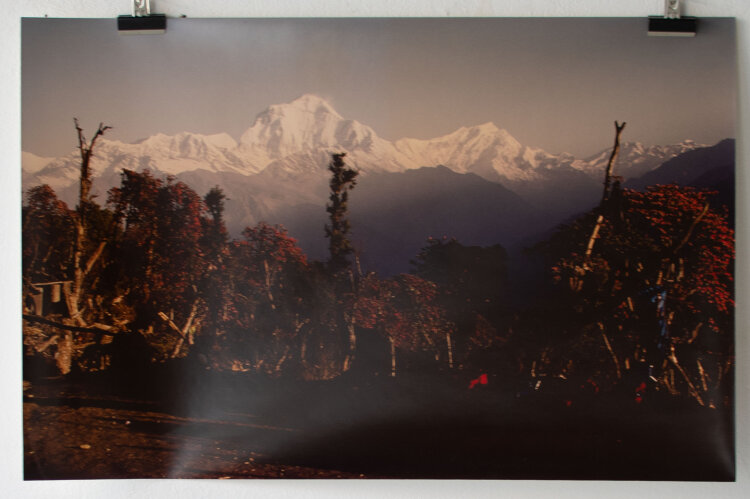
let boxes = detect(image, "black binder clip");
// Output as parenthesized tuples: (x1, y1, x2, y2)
(648, 0, 697, 37)
(118, 0, 167, 34)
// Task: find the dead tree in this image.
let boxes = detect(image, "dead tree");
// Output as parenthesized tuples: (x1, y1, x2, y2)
(580, 121, 626, 380)
(55, 119, 111, 373)
(600, 121, 627, 205)
(584, 121, 626, 261)
(64, 119, 112, 326)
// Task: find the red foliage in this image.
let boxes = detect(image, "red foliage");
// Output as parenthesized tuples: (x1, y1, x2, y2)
(239, 222, 308, 270)
(355, 273, 452, 353)
(108, 170, 213, 328)
(550, 185, 734, 334)
(623, 185, 734, 315)
(23, 185, 74, 281)
(225, 222, 309, 334)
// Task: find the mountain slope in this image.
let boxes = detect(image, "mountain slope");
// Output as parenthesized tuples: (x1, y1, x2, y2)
(626, 139, 734, 190)
(349, 166, 544, 274)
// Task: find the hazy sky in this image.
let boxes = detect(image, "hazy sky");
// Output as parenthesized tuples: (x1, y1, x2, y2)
(22, 17, 736, 158)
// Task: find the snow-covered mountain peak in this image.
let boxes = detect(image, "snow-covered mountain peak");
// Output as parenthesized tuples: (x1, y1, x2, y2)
(244, 94, 342, 134)
(237, 94, 413, 174)
(395, 121, 535, 180)
(287, 93, 341, 116)
(473, 122, 501, 133)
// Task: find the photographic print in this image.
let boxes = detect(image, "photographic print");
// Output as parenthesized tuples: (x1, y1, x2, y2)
(22, 17, 736, 480)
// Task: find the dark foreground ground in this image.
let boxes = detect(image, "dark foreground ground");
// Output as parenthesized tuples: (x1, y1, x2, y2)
(23, 365, 735, 480)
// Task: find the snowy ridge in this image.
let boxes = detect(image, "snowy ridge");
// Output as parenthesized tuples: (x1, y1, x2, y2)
(22, 93, 703, 200)
(395, 123, 579, 183)
(21, 151, 55, 174)
(572, 140, 703, 180)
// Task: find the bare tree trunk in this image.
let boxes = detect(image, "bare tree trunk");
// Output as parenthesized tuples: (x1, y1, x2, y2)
(446, 331, 454, 369)
(669, 369, 678, 394)
(673, 202, 710, 254)
(584, 214, 605, 261)
(262, 259, 276, 310)
(697, 359, 709, 392)
(354, 252, 364, 279)
(293, 317, 310, 374)
(300, 335, 308, 368)
(341, 312, 357, 372)
(389, 336, 397, 377)
(274, 345, 291, 374)
(599, 322, 621, 380)
(600, 121, 627, 205)
(669, 348, 705, 406)
(168, 300, 199, 358)
(66, 119, 112, 327)
(35, 334, 60, 354)
(584, 121, 626, 261)
(23, 314, 117, 336)
(715, 357, 732, 392)
(55, 331, 73, 375)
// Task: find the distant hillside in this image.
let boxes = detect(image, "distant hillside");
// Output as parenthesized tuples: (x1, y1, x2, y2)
(348, 166, 543, 275)
(626, 139, 734, 197)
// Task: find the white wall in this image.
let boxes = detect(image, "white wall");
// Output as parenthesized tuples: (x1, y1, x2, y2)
(2, 2, 748, 498)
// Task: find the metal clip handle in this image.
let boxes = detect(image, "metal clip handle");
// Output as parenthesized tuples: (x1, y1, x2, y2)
(665, 0, 682, 19)
(133, 0, 151, 17)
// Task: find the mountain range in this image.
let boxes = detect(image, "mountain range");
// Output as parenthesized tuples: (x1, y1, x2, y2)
(22, 94, 733, 273)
